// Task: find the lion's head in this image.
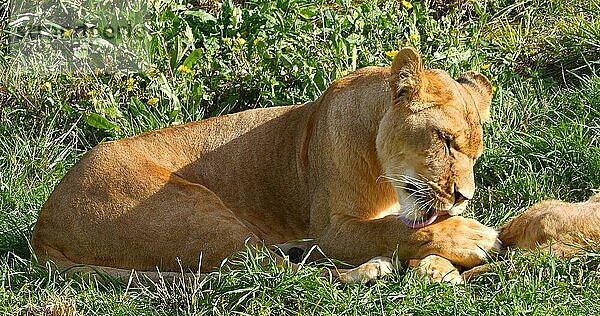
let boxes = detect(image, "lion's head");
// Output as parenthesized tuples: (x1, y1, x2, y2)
(376, 48, 493, 228)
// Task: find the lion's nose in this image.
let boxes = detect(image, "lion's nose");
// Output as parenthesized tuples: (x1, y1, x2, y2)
(453, 184, 472, 205)
(454, 190, 467, 205)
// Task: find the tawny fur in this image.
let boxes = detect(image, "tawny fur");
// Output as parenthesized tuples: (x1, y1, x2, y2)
(499, 193, 600, 257)
(32, 48, 499, 278)
(409, 254, 462, 284)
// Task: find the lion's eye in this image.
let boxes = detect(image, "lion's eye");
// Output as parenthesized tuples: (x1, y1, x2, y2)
(444, 137, 452, 154)
(437, 131, 453, 155)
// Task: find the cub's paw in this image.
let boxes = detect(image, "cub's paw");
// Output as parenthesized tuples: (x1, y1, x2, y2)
(333, 257, 396, 284)
(419, 216, 503, 268)
(409, 255, 462, 284)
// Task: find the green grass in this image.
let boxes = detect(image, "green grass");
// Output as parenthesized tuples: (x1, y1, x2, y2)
(2, 0, 600, 314)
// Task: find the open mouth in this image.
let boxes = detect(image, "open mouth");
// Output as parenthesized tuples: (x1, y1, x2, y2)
(398, 207, 449, 229)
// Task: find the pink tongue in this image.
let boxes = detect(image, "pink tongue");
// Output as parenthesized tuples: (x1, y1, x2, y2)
(400, 212, 440, 229)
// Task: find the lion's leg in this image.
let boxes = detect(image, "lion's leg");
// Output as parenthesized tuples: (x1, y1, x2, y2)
(328, 257, 397, 284)
(316, 215, 501, 270)
(33, 243, 205, 284)
(32, 163, 271, 273)
(33, 202, 299, 279)
(327, 255, 462, 284)
(408, 255, 462, 284)
(35, 227, 302, 285)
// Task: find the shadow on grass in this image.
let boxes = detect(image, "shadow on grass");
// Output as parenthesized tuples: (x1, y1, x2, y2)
(0, 216, 34, 259)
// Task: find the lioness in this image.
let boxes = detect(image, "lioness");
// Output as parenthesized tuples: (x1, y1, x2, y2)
(32, 47, 501, 282)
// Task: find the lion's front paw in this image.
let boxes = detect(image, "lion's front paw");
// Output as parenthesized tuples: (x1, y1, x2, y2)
(336, 256, 396, 284)
(419, 216, 503, 268)
(410, 255, 462, 284)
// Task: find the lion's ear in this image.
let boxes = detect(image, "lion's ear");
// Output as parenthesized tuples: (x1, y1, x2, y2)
(457, 71, 493, 123)
(389, 47, 424, 108)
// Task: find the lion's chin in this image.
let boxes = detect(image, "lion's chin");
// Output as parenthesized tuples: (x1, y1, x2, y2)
(399, 210, 448, 229)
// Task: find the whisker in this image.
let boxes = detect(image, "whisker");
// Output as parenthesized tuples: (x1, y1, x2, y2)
(416, 173, 429, 182)
(383, 173, 448, 222)
(412, 196, 430, 214)
(384, 173, 425, 183)
(391, 185, 430, 196)
(380, 174, 428, 188)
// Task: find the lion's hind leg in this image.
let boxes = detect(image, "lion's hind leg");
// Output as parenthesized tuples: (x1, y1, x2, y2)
(32, 163, 266, 274)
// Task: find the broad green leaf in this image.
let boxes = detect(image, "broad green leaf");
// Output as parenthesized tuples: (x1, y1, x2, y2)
(183, 10, 216, 23)
(183, 48, 203, 68)
(83, 113, 116, 130)
(299, 8, 318, 20)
